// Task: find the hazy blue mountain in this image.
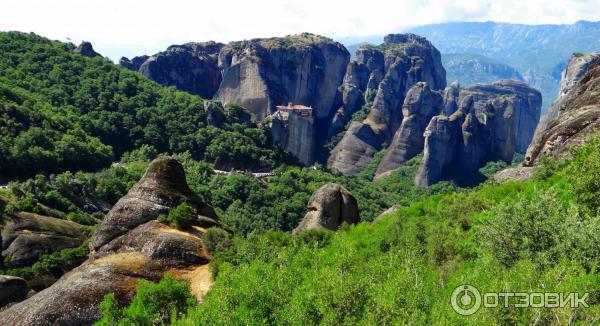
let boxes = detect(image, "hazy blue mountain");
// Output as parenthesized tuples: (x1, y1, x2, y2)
(408, 21, 600, 111)
(442, 53, 523, 86)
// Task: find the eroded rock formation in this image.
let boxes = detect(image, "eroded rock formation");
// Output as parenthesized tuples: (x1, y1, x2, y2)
(524, 53, 600, 165)
(374, 82, 444, 179)
(292, 183, 359, 234)
(0, 157, 220, 325)
(73, 41, 100, 58)
(1, 212, 87, 268)
(121, 42, 224, 99)
(328, 34, 446, 175)
(415, 80, 542, 186)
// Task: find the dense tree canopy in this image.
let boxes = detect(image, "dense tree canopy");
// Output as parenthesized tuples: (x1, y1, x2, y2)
(0, 32, 282, 181)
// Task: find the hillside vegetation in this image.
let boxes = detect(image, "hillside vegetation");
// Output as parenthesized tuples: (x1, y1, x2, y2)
(0, 32, 281, 181)
(167, 135, 600, 325)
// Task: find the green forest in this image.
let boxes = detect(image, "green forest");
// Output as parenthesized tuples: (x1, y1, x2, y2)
(0, 32, 283, 181)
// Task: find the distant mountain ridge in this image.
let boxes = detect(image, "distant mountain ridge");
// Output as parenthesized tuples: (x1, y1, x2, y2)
(442, 53, 524, 86)
(408, 21, 600, 111)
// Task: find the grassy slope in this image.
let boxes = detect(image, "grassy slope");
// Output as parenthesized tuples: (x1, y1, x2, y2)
(174, 137, 600, 325)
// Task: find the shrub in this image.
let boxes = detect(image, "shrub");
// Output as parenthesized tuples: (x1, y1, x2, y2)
(295, 228, 333, 249)
(567, 135, 600, 214)
(120, 144, 158, 163)
(159, 202, 196, 229)
(95, 275, 197, 326)
(479, 188, 600, 268)
(202, 227, 233, 255)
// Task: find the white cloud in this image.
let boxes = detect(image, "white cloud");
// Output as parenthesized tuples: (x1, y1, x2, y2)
(2, 0, 600, 61)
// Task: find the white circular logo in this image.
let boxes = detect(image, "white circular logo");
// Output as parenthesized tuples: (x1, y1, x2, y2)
(451, 284, 481, 316)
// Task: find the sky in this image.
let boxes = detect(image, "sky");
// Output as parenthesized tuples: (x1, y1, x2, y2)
(3, 0, 600, 62)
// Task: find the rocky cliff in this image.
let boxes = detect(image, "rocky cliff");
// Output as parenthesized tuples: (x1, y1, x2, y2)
(120, 42, 224, 99)
(524, 53, 600, 166)
(374, 82, 444, 179)
(215, 33, 349, 123)
(328, 34, 446, 175)
(270, 109, 315, 166)
(0, 157, 221, 325)
(2, 212, 87, 268)
(415, 80, 542, 186)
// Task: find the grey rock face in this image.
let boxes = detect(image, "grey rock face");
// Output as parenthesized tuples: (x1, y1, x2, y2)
(119, 55, 148, 71)
(121, 42, 224, 99)
(415, 80, 541, 186)
(72, 41, 100, 58)
(327, 121, 381, 175)
(270, 110, 315, 165)
(468, 80, 543, 153)
(0, 276, 28, 307)
(1, 212, 87, 268)
(415, 114, 461, 186)
(328, 34, 446, 176)
(292, 183, 359, 234)
(0, 157, 219, 325)
(215, 34, 349, 122)
(375, 82, 444, 179)
(524, 53, 600, 166)
(328, 47, 385, 138)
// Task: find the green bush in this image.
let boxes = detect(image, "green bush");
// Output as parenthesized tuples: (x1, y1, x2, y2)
(159, 202, 196, 229)
(202, 227, 233, 255)
(478, 188, 600, 268)
(96, 275, 197, 326)
(566, 135, 600, 214)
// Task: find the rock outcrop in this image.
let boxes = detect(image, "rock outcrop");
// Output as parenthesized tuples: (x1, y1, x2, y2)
(1, 212, 87, 268)
(328, 34, 446, 175)
(494, 166, 534, 183)
(120, 42, 224, 99)
(0, 157, 220, 325)
(119, 55, 148, 71)
(73, 41, 100, 58)
(270, 108, 315, 165)
(89, 156, 217, 252)
(0, 276, 28, 308)
(292, 183, 359, 234)
(375, 205, 401, 221)
(215, 33, 349, 123)
(524, 53, 600, 166)
(327, 46, 385, 138)
(415, 80, 542, 186)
